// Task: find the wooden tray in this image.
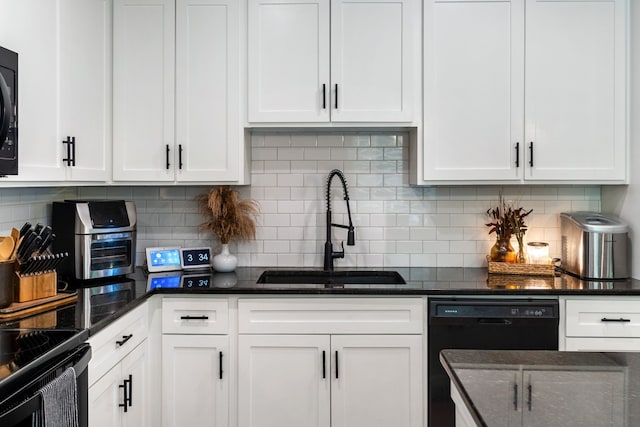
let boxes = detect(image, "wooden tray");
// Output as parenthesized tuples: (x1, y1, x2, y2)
(0, 291, 77, 321)
(487, 256, 555, 276)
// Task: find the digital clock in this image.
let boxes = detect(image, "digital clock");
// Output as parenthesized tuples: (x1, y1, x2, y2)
(180, 247, 213, 270)
(146, 247, 182, 272)
(182, 274, 212, 288)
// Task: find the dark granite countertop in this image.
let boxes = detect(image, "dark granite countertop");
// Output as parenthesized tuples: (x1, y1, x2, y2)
(2, 267, 640, 335)
(440, 349, 638, 426)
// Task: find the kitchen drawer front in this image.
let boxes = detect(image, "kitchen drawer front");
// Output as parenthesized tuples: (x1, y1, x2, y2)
(162, 297, 229, 334)
(565, 299, 640, 338)
(565, 337, 640, 352)
(88, 303, 149, 385)
(238, 298, 424, 334)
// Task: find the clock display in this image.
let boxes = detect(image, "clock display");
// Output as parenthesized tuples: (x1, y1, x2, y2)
(180, 247, 213, 269)
(182, 274, 212, 288)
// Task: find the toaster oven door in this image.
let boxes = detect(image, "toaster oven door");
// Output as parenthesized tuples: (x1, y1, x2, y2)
(77, 231, 136, 279)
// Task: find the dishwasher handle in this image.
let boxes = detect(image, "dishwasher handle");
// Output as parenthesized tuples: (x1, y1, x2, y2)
(477, 318, 513, 325)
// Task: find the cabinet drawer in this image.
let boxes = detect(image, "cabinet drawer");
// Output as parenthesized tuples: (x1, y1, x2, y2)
(162, 298, 229, 334)
(238, 298, 423, 334)
(87, 303, 148, 386)
(565, 299, 640, 338)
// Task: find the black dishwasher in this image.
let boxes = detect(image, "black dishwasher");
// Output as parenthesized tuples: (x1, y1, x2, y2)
(428, 298, 559, 427)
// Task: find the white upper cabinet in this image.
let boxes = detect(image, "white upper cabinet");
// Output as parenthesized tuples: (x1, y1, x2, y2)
(248, 0, 420, 124)
(418, 0, 627, 185)
(0, 0, 111, 183)
(113, 0, 246, 183)
(524, 0, 627, 182)
(422, 0, 524, 182)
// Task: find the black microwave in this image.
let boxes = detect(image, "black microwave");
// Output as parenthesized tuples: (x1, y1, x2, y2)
(0, 45, 17, 176)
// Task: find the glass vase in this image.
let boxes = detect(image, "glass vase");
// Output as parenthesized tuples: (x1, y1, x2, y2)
(490, 235, 517, 263)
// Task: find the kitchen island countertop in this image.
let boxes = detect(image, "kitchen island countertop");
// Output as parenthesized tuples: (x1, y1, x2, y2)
(440, 348, 638, 427)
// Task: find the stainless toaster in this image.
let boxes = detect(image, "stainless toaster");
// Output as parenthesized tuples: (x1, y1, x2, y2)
(560, 212, 629, 280)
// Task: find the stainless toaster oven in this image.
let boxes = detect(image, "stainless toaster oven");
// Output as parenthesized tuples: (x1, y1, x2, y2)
(52, 200, 137, 280)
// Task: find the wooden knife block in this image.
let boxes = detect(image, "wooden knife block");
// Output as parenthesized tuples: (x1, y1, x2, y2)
(14, 271, 57, 302)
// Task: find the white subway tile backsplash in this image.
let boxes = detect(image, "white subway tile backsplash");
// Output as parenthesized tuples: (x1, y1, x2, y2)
(0, 131, 605, 269)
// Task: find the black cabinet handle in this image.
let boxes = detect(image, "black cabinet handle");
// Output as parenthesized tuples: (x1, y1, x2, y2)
(180, 315, 209, 320)
(219, 351, 223, 380)
(119, 377, 129, 412)
(335, 351, 339, 379)
(71, 136, 76, 166)
(515, 142, 520, 168)
(116, 334, 133, 347)
(601, 317, 631, 322)
(322, 84, 326, 109)
(527, 383, 532, 411)
(334, 84, 338, 109)
(62, 136, 74, 166)
(513, 382, 518, 410)
(166, 144, 170, 169)
(528, 141, 534, 167)
(322, 351, 326, 379)
(179, 144, 183, 169)
(127, 374, 133, 407)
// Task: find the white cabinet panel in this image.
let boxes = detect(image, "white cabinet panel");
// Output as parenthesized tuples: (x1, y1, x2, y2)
(162, 334, 229, 427)
(248, 0, 330, 122)
(113, 0, 175, 182)
(423, 0, 523, 181)
(524, 0, 626, 181)
(238, 334, 331, 427)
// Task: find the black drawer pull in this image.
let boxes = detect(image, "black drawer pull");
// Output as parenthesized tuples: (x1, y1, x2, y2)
(322, 84, 326, 109)
(513, 382, 518, 410)
(515, 142, 520, 168)
(180, 315, 209, 320)
(119, 377, 130, 412)
(335, 350, 339, 379)
(601, 317, 631, 322)
(322, 351, 326, 379)
(528, 141, 534, 167)
(116, 334, 133, 347)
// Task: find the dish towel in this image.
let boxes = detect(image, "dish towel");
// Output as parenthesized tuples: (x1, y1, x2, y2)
(34, 367, 79, 427)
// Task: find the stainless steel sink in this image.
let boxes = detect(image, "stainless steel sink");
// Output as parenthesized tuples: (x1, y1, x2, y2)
(256, 270, 406, 285)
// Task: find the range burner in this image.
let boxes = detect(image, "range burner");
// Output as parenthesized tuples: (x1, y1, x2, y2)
(0, 329, 81, 382)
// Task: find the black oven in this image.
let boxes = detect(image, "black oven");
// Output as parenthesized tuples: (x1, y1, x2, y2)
(0, 329, 90, 427)
(0, 45, 18, 176)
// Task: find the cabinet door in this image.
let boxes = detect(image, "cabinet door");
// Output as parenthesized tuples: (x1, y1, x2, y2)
(524, 0, 627, 182)
(330, 0, 418, 123)
(238, 335, 331, 427)
(248, 0, 330, 123)
(422, 0, 524, 182)
(453, 368, 522, 427)
(0, 0, 66, 181)
(523, 370, 625, 427)
(331, 335, 423, 427)
(162, 335, 229, 427)
(122, 339, 149, 427)
(113, 0, 175, 181)
(60, 0, 111, 182)
(88, 365, 124, 427)
(175, 0, 241, 182)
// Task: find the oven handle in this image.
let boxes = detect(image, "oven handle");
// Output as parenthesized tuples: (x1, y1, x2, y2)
(0, 344, 91, 426)
(0, 72, 12, 149)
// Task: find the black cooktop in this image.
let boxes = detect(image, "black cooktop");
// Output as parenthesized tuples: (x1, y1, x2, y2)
(0, 328, 88, 388)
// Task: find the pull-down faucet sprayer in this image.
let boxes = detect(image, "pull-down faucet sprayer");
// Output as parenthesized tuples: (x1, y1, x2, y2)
(324, 169, 355, 271)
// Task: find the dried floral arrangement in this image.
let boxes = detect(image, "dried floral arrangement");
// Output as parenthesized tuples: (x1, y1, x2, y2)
(486, 192, 533, 262)
(198, 186, 260, 244)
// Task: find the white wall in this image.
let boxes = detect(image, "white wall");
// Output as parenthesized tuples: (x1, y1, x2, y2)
(602, 1, 640, 278)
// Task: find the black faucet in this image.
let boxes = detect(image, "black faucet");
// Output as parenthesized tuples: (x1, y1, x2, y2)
(324, 169, 355, 271)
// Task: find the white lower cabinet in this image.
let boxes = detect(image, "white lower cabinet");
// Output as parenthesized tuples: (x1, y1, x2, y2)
(237, 298, 424, 427)
(452, 368, 625, 427)
(89, 339, 149, 427)
(561, 297, 640, 351)
(161, 297, 230, 427)
(238, 334, 422, 427)
(87, 303, 150, 427)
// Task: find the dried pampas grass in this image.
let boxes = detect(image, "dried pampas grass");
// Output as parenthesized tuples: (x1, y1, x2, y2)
(198, 186, 260, 244)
